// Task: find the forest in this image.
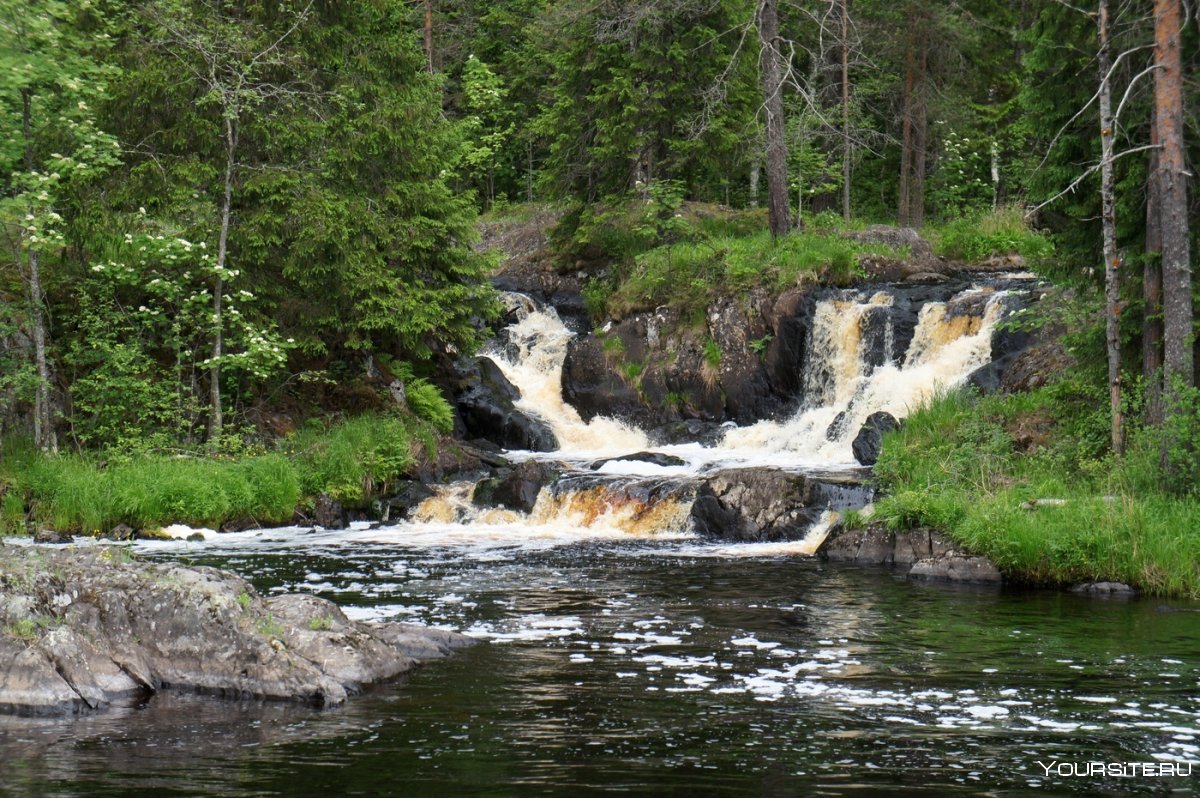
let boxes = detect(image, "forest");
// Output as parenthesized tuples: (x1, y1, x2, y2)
(0, 0, 1197, 554)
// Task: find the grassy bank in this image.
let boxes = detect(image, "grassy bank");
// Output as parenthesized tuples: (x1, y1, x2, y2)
(558, 201, 1051, 320)
(0, 413, 440, 536)
(872, 385, 1200, 599)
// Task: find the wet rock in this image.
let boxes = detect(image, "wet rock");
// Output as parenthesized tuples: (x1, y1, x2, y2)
(561, 332, 656, 426)
(472, 460, 550, 514)
(647, 419, 728, 447)
(219, 518, 261, 534)
(909, 555, 1002, 584)
(1070, 581, 1138, 597)
(589, 452, 686, 470)
(0, 637, 87, 716)
(0, 548, 475, 717)
(313, 493, 346, 530)
(691, 468, 818, 542)
(851, 412, 900, 466)
(705, 296, 780, 422)
(32, 527, 70, 545)
(453, 356, 558, 452)
(820, 523, 953, 566)
(104, 523, 136, 542)
(375, 480, 436, 523)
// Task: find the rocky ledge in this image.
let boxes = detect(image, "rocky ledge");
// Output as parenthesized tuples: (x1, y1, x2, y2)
(0, 544, 474, 717)
(818, 522, 1003, 584)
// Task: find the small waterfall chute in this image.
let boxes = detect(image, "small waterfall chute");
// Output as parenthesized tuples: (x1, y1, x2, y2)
(486, 296, 650, 457)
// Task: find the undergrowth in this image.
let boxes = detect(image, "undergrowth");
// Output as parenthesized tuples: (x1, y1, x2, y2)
(1, 411, 437, 536)
(873, 382, 1200, 598)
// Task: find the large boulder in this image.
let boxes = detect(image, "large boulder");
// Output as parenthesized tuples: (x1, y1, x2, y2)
(851, 412, 901, 466)
(690, 468, 820, 542)
(472, 460, 552, 514)
(453, 356, 558, 452)
(0, 548, 475, 717)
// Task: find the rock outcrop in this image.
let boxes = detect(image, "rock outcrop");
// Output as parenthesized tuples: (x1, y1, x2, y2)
(819, 523, 1002, 584)
(472, 460, 553, 514)
(0, 546, 474, 717)
(449, 356, 558, 452)
(851, 412, 900, 466)
(690, 468, 870, 542)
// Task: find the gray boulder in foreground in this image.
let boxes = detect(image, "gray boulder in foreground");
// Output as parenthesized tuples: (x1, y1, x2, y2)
(0, 545, 474, 717)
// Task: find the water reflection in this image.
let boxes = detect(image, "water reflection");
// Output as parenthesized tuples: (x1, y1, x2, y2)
(2, 535, 1198, 796)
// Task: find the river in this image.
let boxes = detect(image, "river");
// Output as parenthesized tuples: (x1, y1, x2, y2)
(2, 527, 1199, 795)
(2, 279, 1198, 795)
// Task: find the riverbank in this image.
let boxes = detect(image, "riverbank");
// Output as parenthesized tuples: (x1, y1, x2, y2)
(869, 385, 1200, 599)
(0, 412, 468, 539)
(0, 544, 474, 716)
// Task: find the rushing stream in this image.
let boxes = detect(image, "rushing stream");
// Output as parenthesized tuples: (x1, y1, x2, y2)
(3, 276, 1199, 795)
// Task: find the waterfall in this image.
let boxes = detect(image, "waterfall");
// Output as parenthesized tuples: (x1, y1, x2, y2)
(719, 287, 1009, 462)
(487, 300, 650, 456)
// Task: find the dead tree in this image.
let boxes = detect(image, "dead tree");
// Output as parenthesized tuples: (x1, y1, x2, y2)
(1098, 0, 1124, 454)
(758, 0, 791, 236)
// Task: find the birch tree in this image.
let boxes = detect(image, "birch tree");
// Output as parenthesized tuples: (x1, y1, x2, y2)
(0, 0, 120, 453)
(144, 0, 313, 444)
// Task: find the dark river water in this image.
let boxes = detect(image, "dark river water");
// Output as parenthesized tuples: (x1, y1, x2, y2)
(2, 525, 1199, 797)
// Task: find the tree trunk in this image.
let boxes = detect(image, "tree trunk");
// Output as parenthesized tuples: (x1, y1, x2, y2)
(1098, 0, 1124, 455)
(423, 0, 434, 73)
(1144, 105, 1164, 425)
(209, 116, 236, 445)
(758, 0, 790, 237)
(898, 31, 916, 226)
(840, 0, 852, 222)
(1154, 0, 1192, 403)
(908, 26, 929, 228)
(21, 89, 55, 454)
(749, 160, 760, 207)
(526, 140, 534, 202)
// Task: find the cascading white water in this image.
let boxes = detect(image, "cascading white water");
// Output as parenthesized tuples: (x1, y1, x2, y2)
(487, 298, 650, 456)
(719, 288, 1008, 462)
(487, 285, 1014, 470)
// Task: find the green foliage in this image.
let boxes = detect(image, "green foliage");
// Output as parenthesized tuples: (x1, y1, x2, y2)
(0, 413, 427, 532)
(702, 339, 721, 370)
(255, 615, 284, 639)
(750, 334, 773, 359)
(926, 205, 1053, 263)
(405, 380, 454, 434)
(621, 361, 643, 382)
(605, 226, 885, 317)
(874, 380, 1200, 599)
(306, 615, 333, 632)
(236, 590, 252, 611)
(287, 415, 417, 505)
(926, 127, 992, 219)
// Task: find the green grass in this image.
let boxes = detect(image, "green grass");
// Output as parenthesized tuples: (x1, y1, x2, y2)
(873, 385, 1200, 598)
(606, 229, 893, 317)
(0, 412, 433, 536)
(924, 205, 1053, 263)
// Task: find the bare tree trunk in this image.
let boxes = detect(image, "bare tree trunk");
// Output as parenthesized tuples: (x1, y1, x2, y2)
(1144, 105, 1164, 425)
(758, 0, 791, 237)
(1098, 0, 1124, 455)
(749, 160, 760, 207)
(840, 0, 851, 222)
(21, 89, 55, 454)
(423, 0, 434, 73)
(209, 116, 236, 445)
(527, 140, 534, 203)
(1154, 0, 1192, 404)
(909, 27, 929, 228)
(898, 35, 915, 226)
